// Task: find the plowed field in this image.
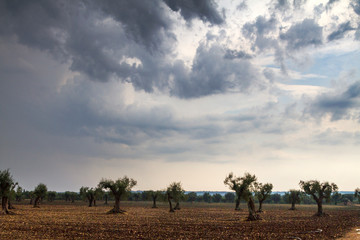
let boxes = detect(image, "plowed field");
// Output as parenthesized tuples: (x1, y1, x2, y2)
(1, 202, 359, 239)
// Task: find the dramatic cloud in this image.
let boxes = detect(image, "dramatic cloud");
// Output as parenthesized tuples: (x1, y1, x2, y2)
(327, 21, 356, 41)
(170, 43, 266, 98)
(1, 0, 359, 191)
(0, 0, 229, 98)
(280, 19, 323, 50)
(163, 0, 224, 25)
(306, 81, 360, 121)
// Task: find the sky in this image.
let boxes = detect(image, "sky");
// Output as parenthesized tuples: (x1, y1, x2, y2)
(0, 0, 360, 192)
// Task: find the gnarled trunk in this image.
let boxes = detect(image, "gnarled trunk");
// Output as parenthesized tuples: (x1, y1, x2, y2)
(247, 197, 261, 221)
(1, 197, 10, 214)
(235, 196, 240, 210)
(33, 197, 41, 208)
(107, 195, 125, 214)
(168, 193, 174, 212)
(174, 202, 180, 210)
(87, 196, 94, 207)
(289, 201, 296, 210)
(152, 196, 157, 208)
(316, 200, 324, 216)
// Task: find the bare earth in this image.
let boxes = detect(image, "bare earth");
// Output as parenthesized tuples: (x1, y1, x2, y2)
(1, 202, 359, 239)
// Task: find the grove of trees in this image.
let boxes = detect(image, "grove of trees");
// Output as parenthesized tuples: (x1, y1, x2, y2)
(1, 168, 359, 221)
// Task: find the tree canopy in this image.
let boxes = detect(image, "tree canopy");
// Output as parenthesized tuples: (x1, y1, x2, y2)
(33, 183, 48, 207)
(166, 182, 185, 212)
(0, 169, 16, 214)
(254, 182, 273, 212)
(99, 176, 137, 213)
(299, 180, 338, 216)
(224, 172, 257, 210)
(0, 169, 15, 198)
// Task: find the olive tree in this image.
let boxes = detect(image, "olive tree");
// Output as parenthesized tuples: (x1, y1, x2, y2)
(254, 183, 273, 212)
(0, 169, 15, 214)
(33, 183, 48, 208)
(224, 173, 243, 210)
(8, 181, 18, 210)
(286, 189, 302, 210)
(80, 187, 96, 207)
(241, 173, 260, 221)
(166, 182, 185, 212)
(98, 176, 137, 214)
(148, 190, 164, 208)
(225, 172, 259, 220)
(299, 180, 338, 216)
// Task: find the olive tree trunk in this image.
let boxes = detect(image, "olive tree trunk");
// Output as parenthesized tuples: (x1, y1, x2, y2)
(88, 197, 93, 207)
(168, 193, 174, 212)
(107, 195, 125, 214)
(289, 202, 296, 210)
(1, 197, 9, 214)
(235, 196, 240, 210)
(174, 202, 180, 210)
(247, 197, 261, 221)
(316, 200, 324, 216)
(152, 196, 157, 208)
(33, 197, 41, 208)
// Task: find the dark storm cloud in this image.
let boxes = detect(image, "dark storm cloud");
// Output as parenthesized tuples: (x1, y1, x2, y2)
(170, 43, 265, 98)
(327, 21, 356, 41)
(163, 0, 224, 25)
(95, 0, 175, 51)
(306, 81, 360, 121)
(0, 0, 238, 99)
(0, 0, 166, 83)
(280, 19, 323, 50)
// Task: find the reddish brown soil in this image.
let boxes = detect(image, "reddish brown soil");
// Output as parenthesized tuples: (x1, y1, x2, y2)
(0, 202, 359, 239)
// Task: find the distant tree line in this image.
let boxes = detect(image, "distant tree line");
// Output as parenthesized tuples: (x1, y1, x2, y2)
(1, 169, 359, 218)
